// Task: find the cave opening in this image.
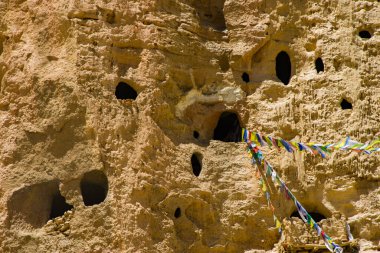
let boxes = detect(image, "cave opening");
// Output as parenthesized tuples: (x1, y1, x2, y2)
(193, 131, 200, 139)
(115, 82, 138, 100)
(80, 170, 108, 206)
(315, 57, 324, 73)
(191, 0, 227, 31)
(341, 99, 353, 110)
(291, 211, 326, 223)
(275, 51, 292, 85)
(174, 207, 181, 218)
(358, 30, 372, 39)
(49, 193, 73, 220)
(191, 153, 202, 177)
(213, 112, 242, 142)
(7, 180, 74, 228)
(241, 72, 250, 83)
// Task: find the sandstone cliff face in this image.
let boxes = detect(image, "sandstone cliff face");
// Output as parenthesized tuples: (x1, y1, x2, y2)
(0, 0, 379, 252)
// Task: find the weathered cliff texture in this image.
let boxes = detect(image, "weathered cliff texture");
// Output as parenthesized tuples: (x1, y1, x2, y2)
(0, 0, 379, 252)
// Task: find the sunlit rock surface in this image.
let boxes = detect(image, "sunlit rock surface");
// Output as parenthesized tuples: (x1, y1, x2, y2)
(0, 0, 379, 252)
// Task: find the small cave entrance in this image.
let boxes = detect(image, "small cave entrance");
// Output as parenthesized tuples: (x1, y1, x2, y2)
(115, 82, 138, 100)
(241, 72, 250, 83)
(191, 153, 203, 177)
(174, 207, 181, 218)
(341, 99, 353, 110)
(315, 57, 324, 73)
(213, 112, 242, 142)
(358, 30, 372, 39)
(291, 211, 326, 223)
(7, 180, 72, 228)
(80, 170, 108, 206)
(275, 51, 292, 85)
(193, 131, 200, 139)
(49, 193, 73, 220)
(190, 0, 227, 31)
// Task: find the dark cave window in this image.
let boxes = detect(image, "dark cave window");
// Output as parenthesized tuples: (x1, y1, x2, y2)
(291, 211, 326, 223)
(80, 170, 108, 206)
(115, 82, 138, 100)
(193, 131, 200, 139)
(213, 112, 242, 142)
(241, 72, 250, 83)
(341, 99, 353, 110)
(191, 153, 202, 177)
(275, 51, 292, 85)
(49, 193, 73, 220)
(358, 30, 372, 39)
(191, 0, 227, 31)
(174, 207, 181, 218)
(315, 57, 324, 73)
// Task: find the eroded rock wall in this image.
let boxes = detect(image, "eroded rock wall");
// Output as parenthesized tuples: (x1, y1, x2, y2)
(0, 0, 379, 252)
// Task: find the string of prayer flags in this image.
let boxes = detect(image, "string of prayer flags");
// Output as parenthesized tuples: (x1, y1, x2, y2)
(246, 142, 343, 253)
(242, 128, 380, 157)
(248, 145, 282, 234)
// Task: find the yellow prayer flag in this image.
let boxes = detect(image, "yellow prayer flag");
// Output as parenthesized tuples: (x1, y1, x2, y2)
(310, 219, 315, 229)
(291, 141, 300, 151)
(262, 182, 267, 192)
(275, 219, 281, 229)
(334, 139, 345, 149)
(250, 133, 258, 144)
(366, 140, 380, 150)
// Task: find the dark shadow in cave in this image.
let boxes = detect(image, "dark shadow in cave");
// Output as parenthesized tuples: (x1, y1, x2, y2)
(213, 112, 242, 142)
(290, 211, 326, 222)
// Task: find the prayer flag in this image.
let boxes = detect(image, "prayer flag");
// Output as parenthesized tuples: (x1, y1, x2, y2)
(280, 139, 293, 152)
(265, 136, 272, 148)
(271, 171, 277, 183)
(295, 201, 308, 223)
(314, 223, 321, 236)
(310, 218, 315, 229)
(250, 133, 258, 144)
(261, 181, 267, 192)
(256, 133, 264, 146)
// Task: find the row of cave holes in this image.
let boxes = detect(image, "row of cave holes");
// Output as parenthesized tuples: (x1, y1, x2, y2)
(242, 52, 352, 107)
(241, 29, 373, 85)
(241, 51, 324, 85)
(49, 170, 108, 221)
(115, 75, 352, 168)
(115, 57, 351, 110)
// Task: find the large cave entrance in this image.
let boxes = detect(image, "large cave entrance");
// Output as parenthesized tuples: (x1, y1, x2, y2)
(213, 112, 242, 142)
